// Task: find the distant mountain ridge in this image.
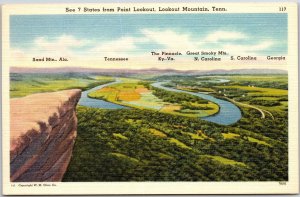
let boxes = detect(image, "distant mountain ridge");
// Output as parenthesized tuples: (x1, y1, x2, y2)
(10, 67, 287, 75)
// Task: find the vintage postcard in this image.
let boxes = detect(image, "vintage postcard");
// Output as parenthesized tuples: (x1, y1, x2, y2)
(1, 2, 299, 195)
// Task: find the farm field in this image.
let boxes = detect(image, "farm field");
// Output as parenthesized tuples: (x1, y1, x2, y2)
(88, 79, 219, 118)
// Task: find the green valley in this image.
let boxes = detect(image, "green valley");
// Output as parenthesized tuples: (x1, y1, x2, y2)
(9, 72, 288, 181)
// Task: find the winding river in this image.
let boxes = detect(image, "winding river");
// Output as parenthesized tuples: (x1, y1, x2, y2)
(79, 79, 242, 125)
(151, 82, 242, 125)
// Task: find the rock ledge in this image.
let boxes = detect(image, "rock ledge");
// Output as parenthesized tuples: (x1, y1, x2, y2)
(10, 89, 81, 182)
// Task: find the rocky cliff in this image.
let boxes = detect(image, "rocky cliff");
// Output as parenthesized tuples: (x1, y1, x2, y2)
(10, 89, 81, 182)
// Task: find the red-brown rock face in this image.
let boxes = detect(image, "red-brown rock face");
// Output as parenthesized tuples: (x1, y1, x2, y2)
(10, 89, 81, 182)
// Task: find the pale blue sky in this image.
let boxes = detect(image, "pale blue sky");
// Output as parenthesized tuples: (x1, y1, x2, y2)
(10, 14, 287, 56)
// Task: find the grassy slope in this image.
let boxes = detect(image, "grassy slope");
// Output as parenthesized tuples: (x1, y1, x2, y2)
(10, 74, 114, 98)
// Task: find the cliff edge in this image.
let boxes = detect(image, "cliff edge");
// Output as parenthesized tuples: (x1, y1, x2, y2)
(10, 89, 81, 182)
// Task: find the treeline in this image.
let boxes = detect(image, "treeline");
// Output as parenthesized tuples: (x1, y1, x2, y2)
(232, 81, 288, 90)
(81, 79, 115, 91)
(181, 102, 214, 110)
(249, 99, 281, 107)
(151, 87, 209, 105)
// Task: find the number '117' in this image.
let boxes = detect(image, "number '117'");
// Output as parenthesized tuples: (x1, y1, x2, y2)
(279, 7, 286, 11)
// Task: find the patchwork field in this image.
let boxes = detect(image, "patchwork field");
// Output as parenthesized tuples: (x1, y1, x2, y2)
(88, 80, 219, 118)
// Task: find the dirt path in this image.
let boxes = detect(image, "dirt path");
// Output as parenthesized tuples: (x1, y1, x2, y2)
(261, 109, 275, 120)
(227, 98, 274, 120)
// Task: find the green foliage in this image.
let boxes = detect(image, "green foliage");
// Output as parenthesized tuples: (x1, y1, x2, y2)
(166, 74, 288, 143)
(249, 99, 281, 107)
(151, 87, 209, 104)
(63, 106, 287, 181)
(236, 107, 288, 143)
